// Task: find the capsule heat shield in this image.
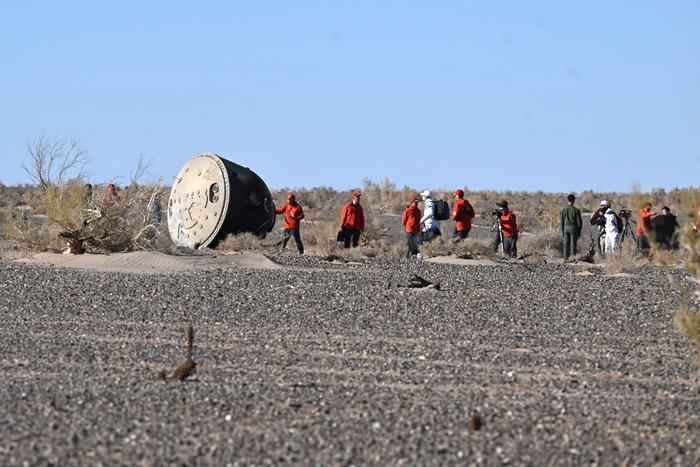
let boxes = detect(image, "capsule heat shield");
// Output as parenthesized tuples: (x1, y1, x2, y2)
(168, 153, 275, 248)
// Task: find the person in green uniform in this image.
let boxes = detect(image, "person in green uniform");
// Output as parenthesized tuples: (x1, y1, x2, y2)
(560, 194, 583, 260)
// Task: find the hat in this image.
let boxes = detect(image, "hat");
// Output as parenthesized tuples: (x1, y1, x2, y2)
(352, 192, 361, 198)
(287, 193, 296, 201)
(454, 189, 464, 197)
(420, 190, 432, 198)
(600, 200, 610, 207)
(496, 200, 509, 208)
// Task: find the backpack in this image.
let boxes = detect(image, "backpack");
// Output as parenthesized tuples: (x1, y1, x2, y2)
(433, 199, 451, 221)
(612, 211, 623, 233)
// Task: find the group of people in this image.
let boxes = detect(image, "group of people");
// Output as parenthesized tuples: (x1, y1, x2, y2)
(400, 189, 482, 257)
(560, 195, 692, 259)
(274, 189, 518, 258)
(274, 191, 366, 255)
(275, 190, 700, 260)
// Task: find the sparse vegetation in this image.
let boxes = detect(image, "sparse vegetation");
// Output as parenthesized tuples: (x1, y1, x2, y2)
(674, 224, 700, 366)
(602, 240, 648, 274)
(2, 135, 168, 254)
(217, 232, 271, 253)
(519, 230, 564, 259)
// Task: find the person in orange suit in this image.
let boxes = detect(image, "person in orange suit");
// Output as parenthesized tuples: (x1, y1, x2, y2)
(636, 202, 656, 254)
(340, 192, 365, 248)
(402, 197, 421, 258)
(451, 189, 475, 241)
(276, 193, 305, 254)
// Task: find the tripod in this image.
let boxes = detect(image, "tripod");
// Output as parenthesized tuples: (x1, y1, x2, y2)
(488, 216, 505, 254)
(619, 215, 637, 245)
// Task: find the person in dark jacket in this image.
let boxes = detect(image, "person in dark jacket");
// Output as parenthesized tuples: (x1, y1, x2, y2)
(560, 194, 583, 259)
(276, 193, 305, 254)
(339, 192, 365, 248)
(652, 206, 680, 250)
(402, 197, 421, 258)
(451, 189, 475, 241)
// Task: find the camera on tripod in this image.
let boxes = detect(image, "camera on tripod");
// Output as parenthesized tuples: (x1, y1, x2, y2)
(619, 209, 632, 218)
(491, 210, 501, 216)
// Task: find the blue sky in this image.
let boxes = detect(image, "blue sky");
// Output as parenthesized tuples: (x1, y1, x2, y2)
(1, 1, 698, 192)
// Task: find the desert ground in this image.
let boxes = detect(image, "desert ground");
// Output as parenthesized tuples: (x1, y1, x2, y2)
(1, 248, 699, 465)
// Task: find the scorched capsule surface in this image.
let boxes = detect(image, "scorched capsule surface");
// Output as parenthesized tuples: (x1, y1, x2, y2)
(168, 153, 275, 248)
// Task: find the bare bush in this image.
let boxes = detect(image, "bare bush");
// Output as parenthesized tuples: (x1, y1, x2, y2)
(415, 237, 449, 258)
(675, 303, 700, 367)
(306, 218, 341, 256)
(418, 237, 494, 259)
(603, 241, 647, 274)
(9, 136, 167, 254)
(519, 230, 563, 258)
(2, 208, 64, 252)
(217, 232, 269, 252)
(451, 238, 494, 259)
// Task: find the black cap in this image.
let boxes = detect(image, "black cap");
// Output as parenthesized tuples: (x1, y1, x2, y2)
(496, 200, 509, 208)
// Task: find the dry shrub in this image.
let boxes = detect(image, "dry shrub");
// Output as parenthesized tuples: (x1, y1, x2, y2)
(519, 230, 563, 258)
(670, 223, 700, 367)
(362, 178, 420, 215)
(216, 232, 268, 252)
(3, 208, 65, 252)
(452, 238, 494, 259)
(417, 237, 450, 258)
(603, 240, 647, 274)
(651, 245, 685, 267)
(419, 237, 494, 259)
(306, 218, 341, 256)
(676, 302, 700, 367)
(9, 135, 167, 254)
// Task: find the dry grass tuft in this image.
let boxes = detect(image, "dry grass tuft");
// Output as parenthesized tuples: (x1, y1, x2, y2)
(418, 237, 494, 259)
(3, 208, 65, 252)
(673, 226, 700, 367)
(651, 245, 685, 268)
(519, 230, 563, 258)
(603, 241, 647, 274)
(306, 218, 341, 257)
(675, 305, 700, 366)
(217, 232, 269, 252)
(451, 238, 494, 259)
(418, 237, 450, 258)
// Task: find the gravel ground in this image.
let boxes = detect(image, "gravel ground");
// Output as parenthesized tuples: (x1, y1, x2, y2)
(1, 254, 700, 465)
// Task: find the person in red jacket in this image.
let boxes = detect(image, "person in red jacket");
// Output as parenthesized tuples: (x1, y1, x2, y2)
(636, 202, 656, 254)
(340, 192, 365, 248)
(275, 193, 305, 254)
(491, 200, 518, 258)
(451, 189, 476, 241)
(402, 197, 421, 257)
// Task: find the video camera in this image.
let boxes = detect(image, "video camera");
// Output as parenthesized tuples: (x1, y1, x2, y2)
(491, 210, 501, 216)
(619, 209, 632, 218)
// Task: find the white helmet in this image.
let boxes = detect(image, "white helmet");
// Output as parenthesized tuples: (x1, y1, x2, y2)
(600, 200, 610, 207)
(420, 190, 432, 198)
